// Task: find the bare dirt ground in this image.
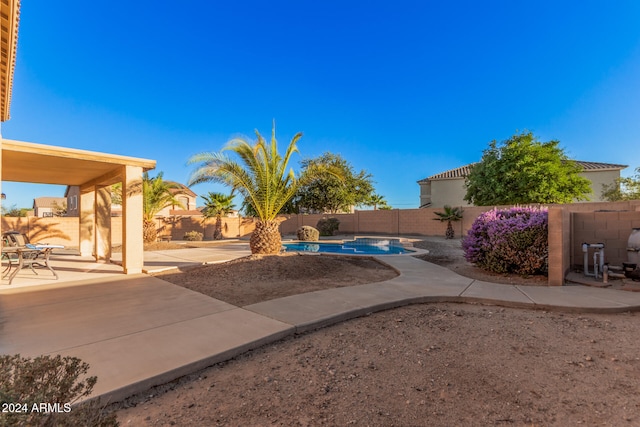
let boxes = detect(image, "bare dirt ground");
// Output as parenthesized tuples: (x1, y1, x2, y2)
(114, 237, 640, 426)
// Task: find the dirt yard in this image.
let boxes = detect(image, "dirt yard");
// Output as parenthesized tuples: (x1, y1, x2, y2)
(114, 237, 640, 426)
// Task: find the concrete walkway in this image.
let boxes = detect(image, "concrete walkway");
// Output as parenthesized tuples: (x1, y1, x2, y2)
(3, 247, 640, 404)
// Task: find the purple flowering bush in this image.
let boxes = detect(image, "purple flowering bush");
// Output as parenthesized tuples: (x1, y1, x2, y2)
(462, 206, 548, 276)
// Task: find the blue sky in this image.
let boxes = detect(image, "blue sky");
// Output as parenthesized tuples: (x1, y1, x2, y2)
(2, 1, 640, 210)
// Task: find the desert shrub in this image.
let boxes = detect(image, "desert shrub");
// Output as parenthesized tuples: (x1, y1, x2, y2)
(296, 226, 319, 241)
(0, 354, 118, 427)
(183, 231, 203, 241)
(462, 206, 548, 276)
(316, 218, 340, 236)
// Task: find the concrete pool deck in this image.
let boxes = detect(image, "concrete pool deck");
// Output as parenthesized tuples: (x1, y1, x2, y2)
(2, 243, 640, 405)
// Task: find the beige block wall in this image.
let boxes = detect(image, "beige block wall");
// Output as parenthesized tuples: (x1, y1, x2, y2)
(2, 216, 84, 246)
(548, 206, 571, 286)
(572, 209, 640, 267)
(157, 216, 256, 240)
(1, 215, 257, 246)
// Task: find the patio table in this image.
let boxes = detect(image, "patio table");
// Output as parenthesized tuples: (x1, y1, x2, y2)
(1, 244, 64, 285)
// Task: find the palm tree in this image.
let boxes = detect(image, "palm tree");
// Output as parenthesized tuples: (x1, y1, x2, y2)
(433, 205, 464, 239)
(188, 123, 324, 254)
(131, 172, 186, 243)
(367, 193, 388, 210)
(201, 192, 236, 240)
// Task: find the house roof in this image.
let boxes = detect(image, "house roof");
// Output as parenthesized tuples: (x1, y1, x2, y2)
(0, 0, 20, 122)
(418, 161, 628, 183)
(33, 197, 66, 209)
(169, 183, 197, 198)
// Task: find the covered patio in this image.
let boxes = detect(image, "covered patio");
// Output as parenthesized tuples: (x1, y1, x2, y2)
(0, 0, 156, 279)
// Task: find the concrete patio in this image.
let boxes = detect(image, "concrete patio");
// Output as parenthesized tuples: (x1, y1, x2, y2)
(3, 243, 640, 405)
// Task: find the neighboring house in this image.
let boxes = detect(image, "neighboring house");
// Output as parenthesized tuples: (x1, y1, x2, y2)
(159, 183, 201, 217)
(66, 182, 199, 218)
(33, 197, 67, 217)
(64, 186, 80, 217)
(418, 161, 628, 208)
(65, 185, 122, 217)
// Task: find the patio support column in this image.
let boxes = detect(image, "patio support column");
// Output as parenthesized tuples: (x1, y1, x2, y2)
(95, 185, 111, 262)
(79, 189, 96, 257)
(122, 165, 144, 274)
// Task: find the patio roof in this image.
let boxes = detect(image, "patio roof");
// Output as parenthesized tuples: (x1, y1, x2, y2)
(0, 0, 20, 122)
(2, 139, 156, 186)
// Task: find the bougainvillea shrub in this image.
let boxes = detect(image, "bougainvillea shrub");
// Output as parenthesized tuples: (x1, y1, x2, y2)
(462, 206, 548, 276)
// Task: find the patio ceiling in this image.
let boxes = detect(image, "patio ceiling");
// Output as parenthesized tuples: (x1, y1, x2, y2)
(2, 139, 156, 186)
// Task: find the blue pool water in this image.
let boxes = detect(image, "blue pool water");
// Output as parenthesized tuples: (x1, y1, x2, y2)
(283, 240, 412, 255)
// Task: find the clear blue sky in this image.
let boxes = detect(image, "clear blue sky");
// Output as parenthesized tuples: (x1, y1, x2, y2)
(2, 1, 640, 210)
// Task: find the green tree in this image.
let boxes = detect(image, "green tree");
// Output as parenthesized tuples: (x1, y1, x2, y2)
(433, 205, 464, 239)
(464, 132, 592, 205)
(602, 167, 640, 201)
(201, 192, 236, 240)
(189, 123, 329, 254)
(295, 152, 374, 213)
(1, 204, 28, 217)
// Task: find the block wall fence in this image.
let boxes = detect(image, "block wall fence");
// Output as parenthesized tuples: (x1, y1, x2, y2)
(3, 201, 640, 286)
(1, 216, 257, 247)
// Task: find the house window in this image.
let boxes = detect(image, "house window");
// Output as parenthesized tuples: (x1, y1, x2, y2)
(69, 195, 78, 211)
(43, 212, 53, 217)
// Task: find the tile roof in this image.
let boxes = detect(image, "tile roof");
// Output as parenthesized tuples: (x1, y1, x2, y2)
(33, 197, 66, 208)
(418, 160, 628, 182)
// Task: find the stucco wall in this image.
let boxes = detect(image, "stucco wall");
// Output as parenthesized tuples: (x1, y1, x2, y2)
(580, 170, 621, 202)
(430, 179, 472, 208)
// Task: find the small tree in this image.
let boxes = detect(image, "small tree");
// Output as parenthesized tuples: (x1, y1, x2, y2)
(464, 132, 592, 205)
(602, 167, 640, 201)
(433, 205, 463, 239)
(201, 192, 236, 240)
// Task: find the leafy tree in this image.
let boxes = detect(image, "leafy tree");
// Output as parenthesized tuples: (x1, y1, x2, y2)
(602, 167, 640, 201)
(201, 192, 236, 240)
(295, 152, 374, 213)
(189, 123, 330, 254)
(433, 205, 464, 239)
(464, 132, 592, 206)
(1, 204, 28, 217)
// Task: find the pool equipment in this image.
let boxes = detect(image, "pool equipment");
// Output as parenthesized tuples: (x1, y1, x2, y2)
(582, 242, 605, 279)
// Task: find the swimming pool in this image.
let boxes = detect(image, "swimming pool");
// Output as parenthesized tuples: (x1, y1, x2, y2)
(283, 238, 413, 255)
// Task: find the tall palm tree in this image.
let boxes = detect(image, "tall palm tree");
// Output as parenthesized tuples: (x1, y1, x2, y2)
(189, 123, 321, 254)
(201, 192, 235, 240)
(130, 172, 186, 243)
(433, 205, 464, 239)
